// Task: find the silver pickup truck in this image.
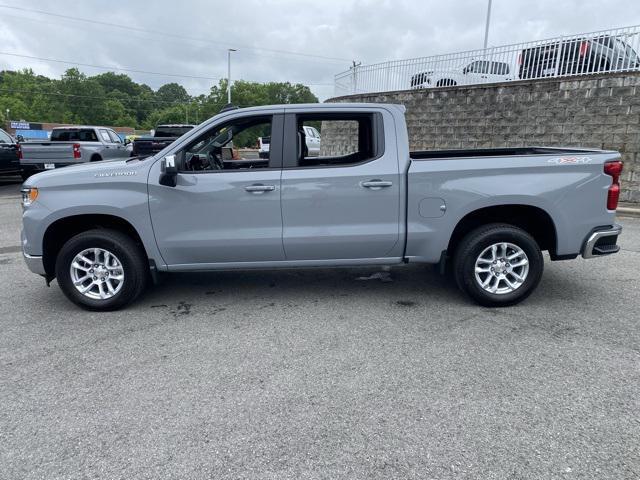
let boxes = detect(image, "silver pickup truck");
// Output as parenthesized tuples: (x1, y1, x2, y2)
(20, 103, 623, 310)
(19, 126, 129, 180)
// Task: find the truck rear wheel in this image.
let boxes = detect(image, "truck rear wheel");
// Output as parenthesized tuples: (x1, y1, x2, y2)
(55, 229, 148, 311)
(453, 224, 543, 307)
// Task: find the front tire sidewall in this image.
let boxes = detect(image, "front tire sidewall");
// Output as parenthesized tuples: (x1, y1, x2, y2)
(56, 231, 145, 311)
(455, 227, 543, 307)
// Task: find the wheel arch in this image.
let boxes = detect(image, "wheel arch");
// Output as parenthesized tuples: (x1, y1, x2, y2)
(447, 204, 558, 258)
(42, 214, 148, 278)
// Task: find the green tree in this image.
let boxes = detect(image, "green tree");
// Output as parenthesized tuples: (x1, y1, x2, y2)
(0, 69, 320, 129)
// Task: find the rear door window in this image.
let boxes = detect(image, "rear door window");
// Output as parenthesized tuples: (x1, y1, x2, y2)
(51, 129, 99, 141)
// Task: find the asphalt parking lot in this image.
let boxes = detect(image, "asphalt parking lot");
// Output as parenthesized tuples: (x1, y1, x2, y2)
(0, 177, 639, 480)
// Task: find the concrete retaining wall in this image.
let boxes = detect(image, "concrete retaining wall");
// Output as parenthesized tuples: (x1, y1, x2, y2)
(329, 72, 640, 203)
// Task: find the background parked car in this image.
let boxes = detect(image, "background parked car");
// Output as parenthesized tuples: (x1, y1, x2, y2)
(0, 128, 20, 176)
(518, 35, 640, 79)
(411, 60, 512, 88)
(19, 126, 128, 180)
(131, 124, 194, 158)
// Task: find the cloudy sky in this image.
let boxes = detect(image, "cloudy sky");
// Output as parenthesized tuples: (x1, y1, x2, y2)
(0, 0, 639, 100)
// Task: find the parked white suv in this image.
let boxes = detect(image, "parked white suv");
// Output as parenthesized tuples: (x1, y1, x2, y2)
(411, 60, 512, 88)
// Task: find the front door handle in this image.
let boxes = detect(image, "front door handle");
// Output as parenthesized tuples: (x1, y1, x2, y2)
(245, 184, 276, 193)
(361, 180, 393, 189)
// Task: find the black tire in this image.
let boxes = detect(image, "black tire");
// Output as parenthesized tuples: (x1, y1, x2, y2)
(55, 229, 148, 311)
(90, 155, 102, 162)
(453, 223, 543, 307)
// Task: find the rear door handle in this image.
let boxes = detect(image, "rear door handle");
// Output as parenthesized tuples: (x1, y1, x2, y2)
(361, 180, 393, 189)
(245, 184, 276, 193)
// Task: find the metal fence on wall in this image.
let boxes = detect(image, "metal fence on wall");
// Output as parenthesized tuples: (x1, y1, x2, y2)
(334, 25, 640, 96)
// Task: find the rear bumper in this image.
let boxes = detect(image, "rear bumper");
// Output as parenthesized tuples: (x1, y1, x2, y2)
(21, 162, 77, 173)
(582, 224, 622, 259)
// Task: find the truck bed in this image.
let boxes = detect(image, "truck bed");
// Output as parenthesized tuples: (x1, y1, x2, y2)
(410, 147, 600, 160)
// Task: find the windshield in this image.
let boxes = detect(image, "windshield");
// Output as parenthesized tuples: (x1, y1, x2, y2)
(155, 126, 194, 137)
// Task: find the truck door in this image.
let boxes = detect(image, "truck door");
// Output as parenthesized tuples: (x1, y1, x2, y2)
(148, 113, 285, 267)
(280, 110, 401, 261)
(107, 129, 127, 158)
(98, 129, 117, 159)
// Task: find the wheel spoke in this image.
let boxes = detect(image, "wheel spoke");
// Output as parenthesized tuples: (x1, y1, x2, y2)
(504, 276, 517, 290)
(481, 275, 492, 287)
(475, 266, 491, 273)
(79, 255, 93, 265)
(73, 275, 91, 286)
(105, 280, 116, 295)
(510, 259, 529, 268)
(491, 244, 497, 261)
(79, 281, 95, 294)
(490, 276, 500, 293)
(510, 272, 525, 283)
(72, 262, 90, 272)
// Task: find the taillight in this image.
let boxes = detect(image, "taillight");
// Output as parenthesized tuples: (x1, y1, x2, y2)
(604, 160, 623, 210)
(579, 41, 589, 57)
(72, 143, 81, 159)
(16, 144, 22, 160)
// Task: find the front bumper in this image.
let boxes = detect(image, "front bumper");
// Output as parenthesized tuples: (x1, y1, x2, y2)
(23, 251, 46, 275)
(582, 224, 622, 259)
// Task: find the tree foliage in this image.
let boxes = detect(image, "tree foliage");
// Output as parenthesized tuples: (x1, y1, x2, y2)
(0, 69, 319, 129)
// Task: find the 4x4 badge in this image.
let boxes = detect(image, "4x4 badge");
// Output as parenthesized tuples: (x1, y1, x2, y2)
(548, 156, 592, 165)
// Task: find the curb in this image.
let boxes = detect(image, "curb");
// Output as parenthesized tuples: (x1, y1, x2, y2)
(617, 206, 640, 218)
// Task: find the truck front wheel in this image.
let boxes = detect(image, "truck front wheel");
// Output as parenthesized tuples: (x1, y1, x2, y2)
(453, 224, 543, 307)
(55, 229, 148, 311)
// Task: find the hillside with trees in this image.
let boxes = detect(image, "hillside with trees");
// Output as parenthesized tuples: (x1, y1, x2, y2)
(0, 68, 319, 129)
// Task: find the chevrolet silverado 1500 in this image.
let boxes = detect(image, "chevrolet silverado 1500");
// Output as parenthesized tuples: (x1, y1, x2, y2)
(19, 126, 129, 180)
(20, 103, 623, 310)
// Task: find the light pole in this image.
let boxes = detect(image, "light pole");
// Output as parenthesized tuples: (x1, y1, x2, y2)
(483, 0, 492, 49)
(227, 48, 237, 104)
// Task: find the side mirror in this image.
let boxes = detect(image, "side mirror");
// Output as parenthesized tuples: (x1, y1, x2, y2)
(124, 138, 131, 145)
(16, 134, 24, 143)
(159, 154, 178, 187)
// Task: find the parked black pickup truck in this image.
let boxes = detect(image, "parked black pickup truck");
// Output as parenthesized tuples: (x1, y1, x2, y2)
(130, 124, 195, 158)
(0, 128, 20, 176)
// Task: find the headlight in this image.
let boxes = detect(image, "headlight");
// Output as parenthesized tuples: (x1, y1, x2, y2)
(21, 187, 38, 207)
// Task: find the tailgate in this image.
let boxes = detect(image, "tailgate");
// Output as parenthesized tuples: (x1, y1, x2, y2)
(133, 138, 174, 157)
(20, 142, 74, 162)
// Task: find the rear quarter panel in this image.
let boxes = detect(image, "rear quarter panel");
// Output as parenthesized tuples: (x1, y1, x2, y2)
(406, 151, 620, 263)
